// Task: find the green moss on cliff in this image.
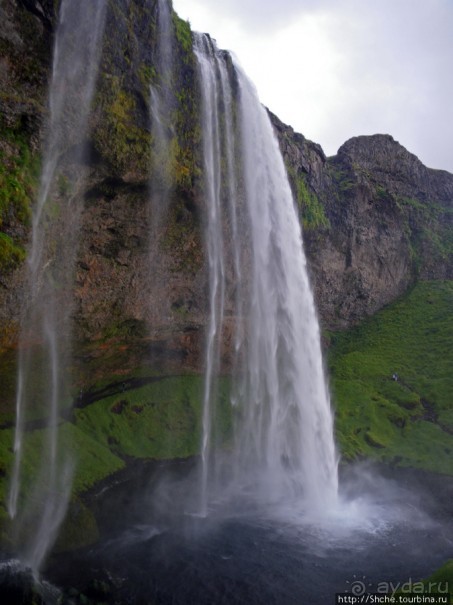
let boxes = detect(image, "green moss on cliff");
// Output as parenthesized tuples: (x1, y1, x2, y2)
(0, 233, 25, 271)
(75, 378, 200, 461)
(0, 349, 18, 422)
(138, 62, 156, 91)
(73, 375, 230, 462)
(93, 4, 200, 190)
(94, 74, 151, 177)
(296, 175, 330, 230)
(330, 280, 453, 473)
(0, 375, 221, 549)
(286, 166, 329, 230)
(0, 421, 124, 540)
(0, 129, 39, 271)
(172, 13, 193, 56)
(329, 164, 356, 192)
(395, 195, 453, 273)
(0, 374, 232, 523)
(54, 496, 100, 553)
(170, 14, 201, 190)
(0, 422, 121, 549)
(0, 428, 13, 526)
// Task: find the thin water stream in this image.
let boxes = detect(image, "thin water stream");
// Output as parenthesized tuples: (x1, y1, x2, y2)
(8, 0, 107, 574)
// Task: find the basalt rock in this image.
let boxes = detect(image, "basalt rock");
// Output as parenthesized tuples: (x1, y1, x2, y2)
(0, 0, 52, 351)
(18, 0, 55, 32)
(272, 114, 453, 329)
(0, 0, 205, 382)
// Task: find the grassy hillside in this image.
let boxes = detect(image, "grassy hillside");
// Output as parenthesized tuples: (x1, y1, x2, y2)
(329, 280, 453, 474)
(0, 373, 231, 545)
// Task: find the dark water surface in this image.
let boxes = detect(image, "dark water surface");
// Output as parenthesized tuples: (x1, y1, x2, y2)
(52, 513, 451, 604)
(3, 464, 453, 604)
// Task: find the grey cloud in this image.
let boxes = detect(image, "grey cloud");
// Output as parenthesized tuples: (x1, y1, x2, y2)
(192, 0, 329, 31)
(175, 0, 453, 172)
(317, 0, 453, 171)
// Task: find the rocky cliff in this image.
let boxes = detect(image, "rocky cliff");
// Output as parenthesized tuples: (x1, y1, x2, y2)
(273, 114, 453, 329)
(1, 0, 452, 371)
(0, 0, 52, 348)
(0, 0, 207, 387)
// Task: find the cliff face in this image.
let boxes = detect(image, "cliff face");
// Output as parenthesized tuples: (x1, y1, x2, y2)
(70, 0, 207, 382)
(0, 0, 53, 348)
(1, 0, 452, 370)
(0, 0, 208, 387)
(274, 114, 453, 329)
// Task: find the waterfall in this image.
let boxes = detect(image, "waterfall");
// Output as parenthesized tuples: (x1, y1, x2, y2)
(8, 0, 107, 573)
(194, 34, 228, 515)
(148, 0, 176, 337)
(235, 62, 338, 508)
(195, 34, 338, 513)
(150, 0, 175, 229)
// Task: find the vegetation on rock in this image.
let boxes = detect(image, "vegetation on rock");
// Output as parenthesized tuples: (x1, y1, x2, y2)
(0, 372, 232, 547)
(422, 560, 453, 600)
(0, 129, 39, 273)
(288, 166, 330, 230)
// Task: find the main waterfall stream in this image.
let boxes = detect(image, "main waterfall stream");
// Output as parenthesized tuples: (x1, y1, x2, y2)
(194, 33, 338, 516)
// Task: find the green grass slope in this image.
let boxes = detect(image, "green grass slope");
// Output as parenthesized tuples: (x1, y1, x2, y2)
(0, 373, 231, 546)
(423, 560, 453, 602)
(329, 280, 453, 474)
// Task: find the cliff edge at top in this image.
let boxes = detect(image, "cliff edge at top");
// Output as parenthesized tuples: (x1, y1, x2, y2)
(274, 118, 453, 329)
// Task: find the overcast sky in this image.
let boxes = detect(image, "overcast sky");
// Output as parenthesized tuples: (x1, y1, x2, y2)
(172, 0, 453, 173)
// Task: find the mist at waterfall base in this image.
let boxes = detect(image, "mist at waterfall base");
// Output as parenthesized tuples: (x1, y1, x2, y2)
(41, 462, 453, 604)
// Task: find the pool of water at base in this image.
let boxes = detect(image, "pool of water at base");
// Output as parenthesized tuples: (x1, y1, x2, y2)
(3, 464, 453, 604)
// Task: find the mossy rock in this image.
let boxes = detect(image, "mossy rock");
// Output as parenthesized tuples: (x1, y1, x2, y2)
(423, 560, 453, 600)
(0, 347, 19, 422)
(286, 165, 330, 230)
(0, 129, 39, 273)
(53, 497, 99, 552)
(93, 74, 151, 179)
(73, 375, 231, 464)
(0, 374, 233, 548)
(161, 195, 203, 273)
